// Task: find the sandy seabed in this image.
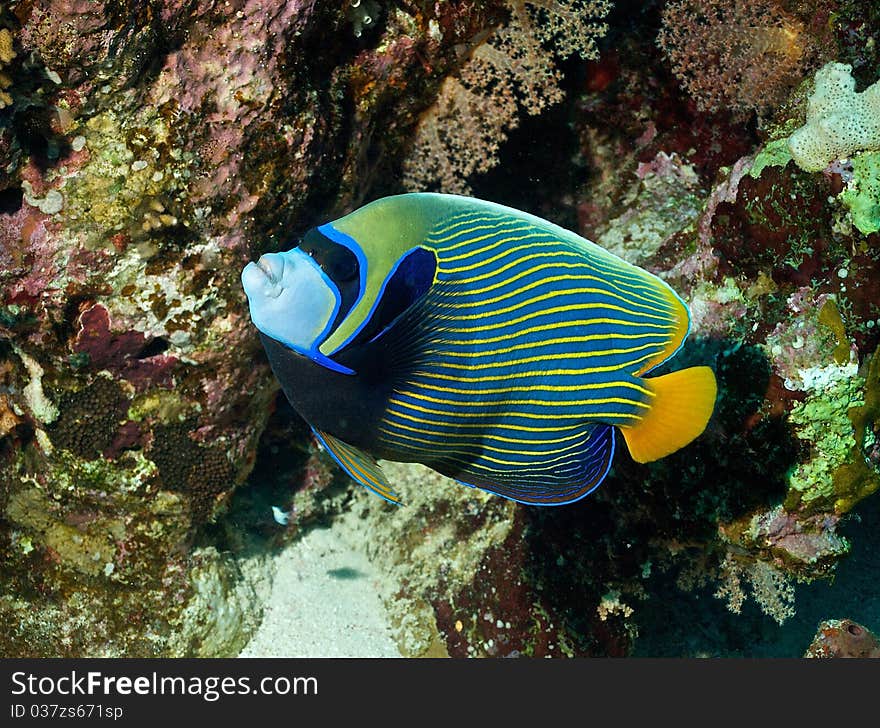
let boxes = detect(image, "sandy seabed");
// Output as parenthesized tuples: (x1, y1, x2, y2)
(239, 507, 400, 658)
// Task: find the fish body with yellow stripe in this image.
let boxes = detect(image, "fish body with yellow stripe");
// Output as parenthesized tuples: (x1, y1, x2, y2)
(241, 194, 717, 506)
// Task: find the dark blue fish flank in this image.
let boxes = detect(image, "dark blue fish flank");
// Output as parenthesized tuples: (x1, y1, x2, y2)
(241, 194, 717, 506)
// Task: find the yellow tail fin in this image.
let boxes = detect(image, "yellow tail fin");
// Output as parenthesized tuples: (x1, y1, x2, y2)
(620, 366, 717, 463)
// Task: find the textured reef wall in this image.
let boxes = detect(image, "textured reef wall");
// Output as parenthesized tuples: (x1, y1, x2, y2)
(0, 0, 504, 656)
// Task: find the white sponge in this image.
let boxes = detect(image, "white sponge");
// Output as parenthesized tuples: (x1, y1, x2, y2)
(788, 62, 880, 172)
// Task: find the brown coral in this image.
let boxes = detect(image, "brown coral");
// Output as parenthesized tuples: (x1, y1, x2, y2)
(658, 0, 813, 117)
(49, 376, 129, 460)
(403, 0, 612, 193)
(0, 27, 14, 109)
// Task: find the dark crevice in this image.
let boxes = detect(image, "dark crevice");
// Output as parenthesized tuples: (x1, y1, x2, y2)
(137, 337, 170, 359)
(0, 187, 23, 215)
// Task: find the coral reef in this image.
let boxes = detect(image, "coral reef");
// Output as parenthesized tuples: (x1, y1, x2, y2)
(349, 461, 635, 657)
(2, 0, 879, 658)
(804, 619, 880, 657)
(0, 28, 14, 109)
(0, 0, 500, 656)
(657, 0, 818, 118)
(236, 0, 880, 655)
(366, 0, 880, 646)
(402, 0, 612, 193)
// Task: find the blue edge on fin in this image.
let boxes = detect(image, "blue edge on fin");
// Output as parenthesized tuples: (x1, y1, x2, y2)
(454, 426, 615, 506)
(314, 426, 615, 508)
(312, 428, 402, 506)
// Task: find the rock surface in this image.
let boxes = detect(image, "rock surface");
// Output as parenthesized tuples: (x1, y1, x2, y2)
(0, 0, 496, 656)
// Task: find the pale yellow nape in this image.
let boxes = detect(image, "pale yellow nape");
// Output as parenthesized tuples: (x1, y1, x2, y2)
(318, 194, 439, 355)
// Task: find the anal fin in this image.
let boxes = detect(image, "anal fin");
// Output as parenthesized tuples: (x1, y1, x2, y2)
(313, 429, 402, 505)
(448, 424, 616, 506)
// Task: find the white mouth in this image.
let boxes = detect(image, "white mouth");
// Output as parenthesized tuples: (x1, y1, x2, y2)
(242, 256, 284, 300)
(255, 258, 274, 280)
(255, 254, 284, 285)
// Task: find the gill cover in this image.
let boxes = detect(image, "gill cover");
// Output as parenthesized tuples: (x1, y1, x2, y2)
(316, 195, 443, 355)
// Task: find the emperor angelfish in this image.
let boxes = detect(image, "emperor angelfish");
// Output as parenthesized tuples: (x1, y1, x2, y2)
(241, 194, 717, 506)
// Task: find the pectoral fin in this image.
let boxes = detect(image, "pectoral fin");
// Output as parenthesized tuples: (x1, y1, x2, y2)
(312, 429, 402, 505)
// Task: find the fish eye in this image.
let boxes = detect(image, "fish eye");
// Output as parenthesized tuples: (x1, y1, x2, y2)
(330, 255, 358, 283)
(297, 227, 360, 296)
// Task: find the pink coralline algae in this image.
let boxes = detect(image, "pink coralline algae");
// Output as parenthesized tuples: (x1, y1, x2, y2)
(72, 304, 178, 391)
(746, 507, 848, 568)
(1, 204, 55, 302)
(0, 0, 481, 657)
(147, 0, 309, 217)
(537, 6, 880, 636)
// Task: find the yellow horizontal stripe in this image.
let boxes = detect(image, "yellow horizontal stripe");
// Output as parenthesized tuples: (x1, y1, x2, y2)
(441, 247, 668, 307)
(383, 408, 589, 433)
(446, 293, 673, 324)
(428, 213, 509, 239)
(437, 227, 549, 259)
(440, 246, 581, 284)
(387, 398, 643, 422)
(380, 417, 590, 445)
(438, 451, 581, 478)
(409, 368, 650, 384)
(394, 389, 649, 410)
(419, 451, 510, 476)
(379, 427, 588, 466)
(430, 225, 540, 255)
(380, 425, 585, 457)
(412, 348, 660, 374)
(405, 378, 654, 398)
(438, 309, 675, 335)
(443, 261, 670, 309)
(435, 281, 669, 320)
(422, 334, 666, 362)
(439, 240, 580, 274)
(439, 230, 555, 263)
(428, 322, 667, 348)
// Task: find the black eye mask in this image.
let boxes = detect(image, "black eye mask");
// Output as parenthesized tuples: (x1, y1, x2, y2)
(298, 227, 361, 332)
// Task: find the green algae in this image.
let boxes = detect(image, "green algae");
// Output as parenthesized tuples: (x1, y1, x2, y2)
(783, 352, 880, 515)
(785, 372, 863, 509)
(62, 106, 191, 248)
(832, 352, 880, 513)
(749, 138, 793, 179)
(0, 435, 267, 656)
(5, 487, 119, 577)
(44, 448, 156, 497)
(127, 389, 197, 423)
(840, 151, 880, 236)
(595, 154, 703, 265)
